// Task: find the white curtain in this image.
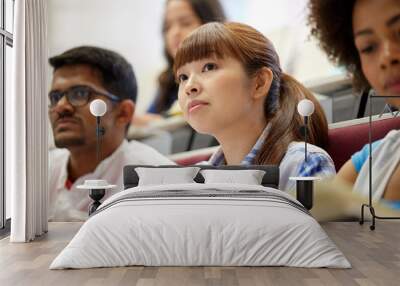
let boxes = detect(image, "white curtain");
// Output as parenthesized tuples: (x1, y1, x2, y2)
(8, 0, 48, 242)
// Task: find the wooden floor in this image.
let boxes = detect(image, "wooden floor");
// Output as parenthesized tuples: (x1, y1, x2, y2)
(1, 221, 400, 286)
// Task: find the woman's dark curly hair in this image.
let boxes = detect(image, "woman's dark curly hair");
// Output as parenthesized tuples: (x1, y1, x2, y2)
(308, 0, 369, 91)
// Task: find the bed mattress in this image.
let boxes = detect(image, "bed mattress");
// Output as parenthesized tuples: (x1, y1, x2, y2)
(50, 183, 350, 269)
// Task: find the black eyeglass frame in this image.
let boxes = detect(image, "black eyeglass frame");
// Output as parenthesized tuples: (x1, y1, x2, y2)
(48, 85, 121, 108)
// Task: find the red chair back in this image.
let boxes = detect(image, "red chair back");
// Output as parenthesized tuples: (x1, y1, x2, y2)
(174, 116, 400, 170)
(175, 153, 212, 166)
(326, 116, 400, 171)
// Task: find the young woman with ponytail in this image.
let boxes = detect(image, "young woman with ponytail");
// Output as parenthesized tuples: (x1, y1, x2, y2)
(173, 22, 335, 191)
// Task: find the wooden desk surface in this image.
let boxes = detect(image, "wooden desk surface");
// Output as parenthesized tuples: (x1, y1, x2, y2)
(1, 221, 399, 286)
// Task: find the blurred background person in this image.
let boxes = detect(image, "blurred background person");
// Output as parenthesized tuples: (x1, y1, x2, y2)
(133, 0, 226, 126)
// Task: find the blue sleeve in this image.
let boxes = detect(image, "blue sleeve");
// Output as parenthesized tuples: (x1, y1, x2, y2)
(297, 152, 336, 178)
(147, 89, 178, 115)
(351, 140, 383, 173)
(147, 100, 158, 114)
(147, 90, 162, 114)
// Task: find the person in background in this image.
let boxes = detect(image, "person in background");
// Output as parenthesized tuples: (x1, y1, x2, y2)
(134, 0, 226, 126)
(48, 46, 173, 221)
(309, 0, 400, 207)
(174, 22, 336, 191)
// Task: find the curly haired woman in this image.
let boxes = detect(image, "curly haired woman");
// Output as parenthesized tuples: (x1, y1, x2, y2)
(309, 0, 400, 207)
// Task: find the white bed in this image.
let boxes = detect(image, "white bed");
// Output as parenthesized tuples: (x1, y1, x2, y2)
(50, 183, 350, 269)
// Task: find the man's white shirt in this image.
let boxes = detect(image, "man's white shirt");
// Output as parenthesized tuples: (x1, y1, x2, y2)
(48, 140, 174, 221)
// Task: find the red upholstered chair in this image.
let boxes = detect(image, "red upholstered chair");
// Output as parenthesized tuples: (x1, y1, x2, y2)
(171, 146, 217, 166)
(172, 116, 400, 170)
(326, 116, 400, 171)
(174, 153, 213, 166)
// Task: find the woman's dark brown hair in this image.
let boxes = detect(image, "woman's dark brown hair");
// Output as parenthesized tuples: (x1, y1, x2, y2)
(174, 22, 329, 165)
(308, 0, 369, 91)
(155, 0, 226, 114)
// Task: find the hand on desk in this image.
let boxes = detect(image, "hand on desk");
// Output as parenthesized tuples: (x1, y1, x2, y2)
(289, 178, 400, 222)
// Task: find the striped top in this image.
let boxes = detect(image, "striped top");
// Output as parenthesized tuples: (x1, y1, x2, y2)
(208, 125, 336, 191)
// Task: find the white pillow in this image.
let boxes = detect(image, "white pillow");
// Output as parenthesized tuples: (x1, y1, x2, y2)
(200, 169, 266, 185)
(136, 167, 200, 186)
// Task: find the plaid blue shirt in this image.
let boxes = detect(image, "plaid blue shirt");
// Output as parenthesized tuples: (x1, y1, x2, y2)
(208, 125, 336, 191)
(208, 124, 270, 166)
(288, 145, 336, 177)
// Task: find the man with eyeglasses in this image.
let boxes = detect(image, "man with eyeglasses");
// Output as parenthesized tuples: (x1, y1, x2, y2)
(48, 46, 173, 221)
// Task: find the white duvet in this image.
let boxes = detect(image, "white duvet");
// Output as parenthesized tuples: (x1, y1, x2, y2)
(50, 183, 350, 269)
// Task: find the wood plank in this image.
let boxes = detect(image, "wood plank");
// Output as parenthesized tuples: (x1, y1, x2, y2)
(1, 221, 400, 286)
